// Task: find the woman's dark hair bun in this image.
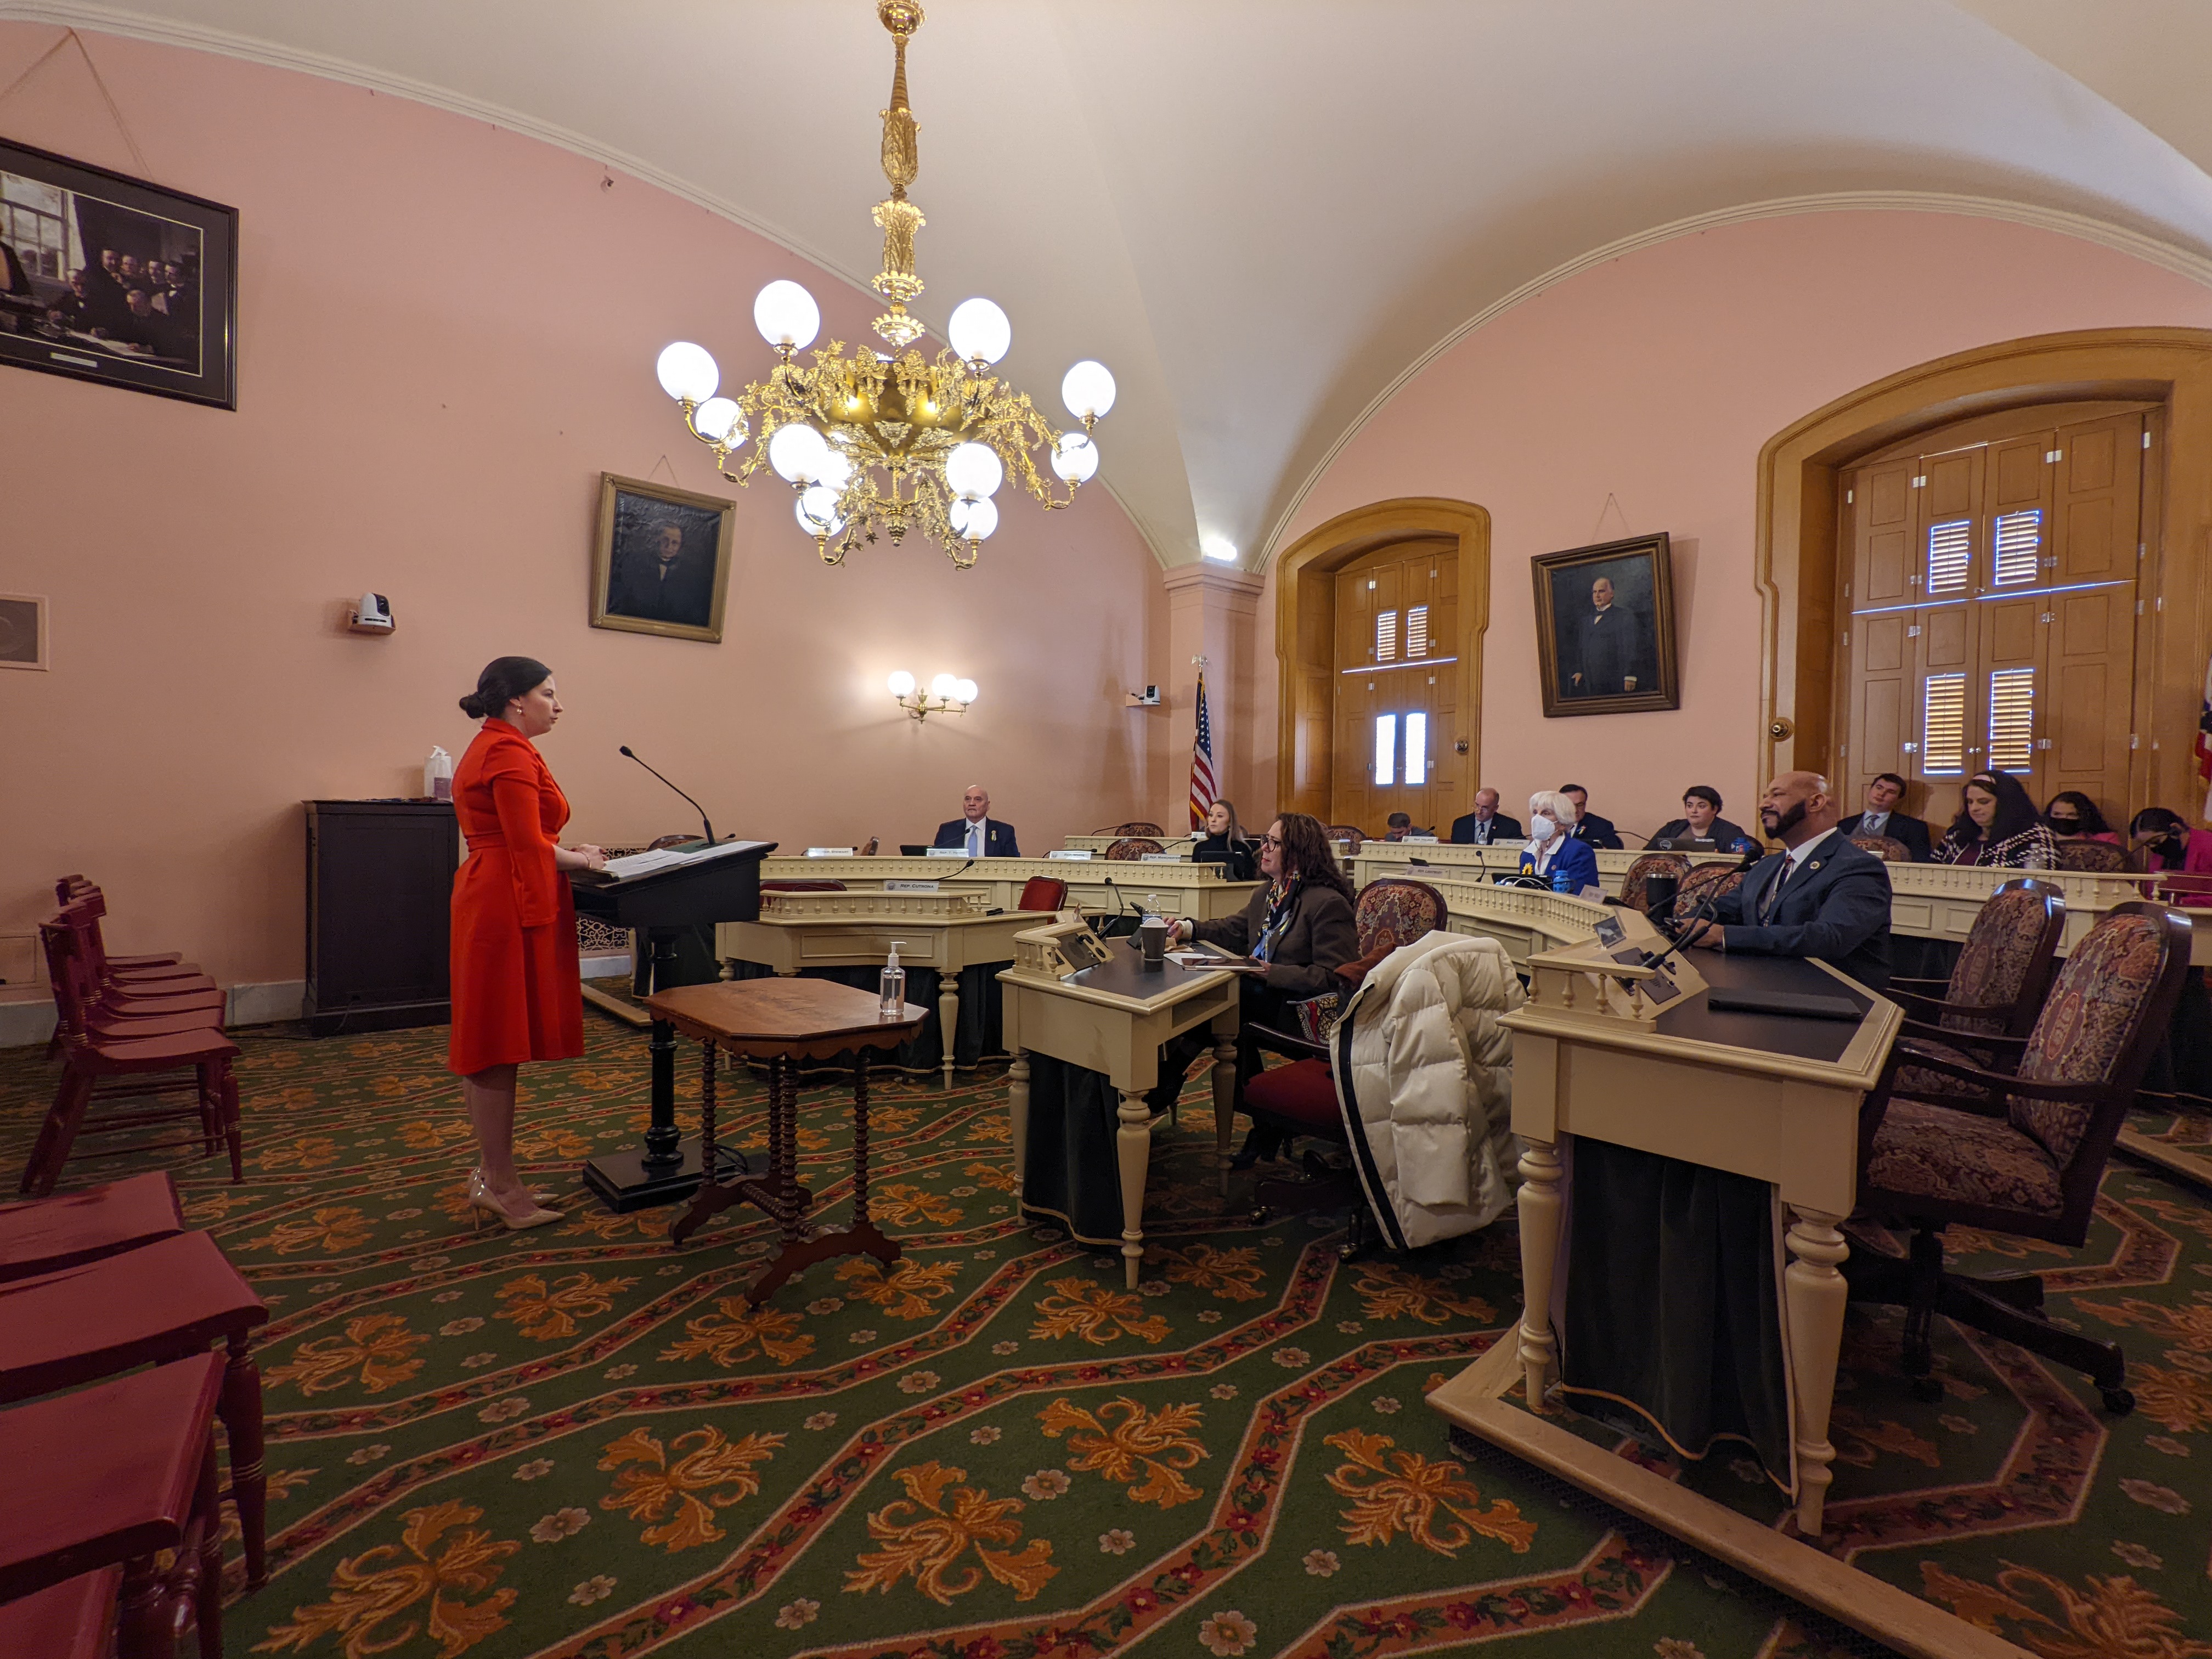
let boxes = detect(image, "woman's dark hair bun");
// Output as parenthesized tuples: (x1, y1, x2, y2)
(461, 656, 552, 721)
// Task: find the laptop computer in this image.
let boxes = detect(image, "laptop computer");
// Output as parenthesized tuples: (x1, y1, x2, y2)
(899, 844, 930, 857)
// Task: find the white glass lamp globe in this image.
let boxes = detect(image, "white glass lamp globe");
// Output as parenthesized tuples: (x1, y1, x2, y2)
(814, 448, 854, 491)
(1061, 359, 1116, 422)
(753, 280, 821, 350)
(887, 670, 917, 697)
(795, 485, 845, 535)
(1051, 431, 1099, 483)
(944, 441, 1003, 500)
(950, 495, 1000, 540)
(768, 421, 830, 484)
(693, 396, 743, 443)
(947, 297, 1012, 365)
(656, 341, 718, 404)
(953, 678, 978, 704)
(929, 673, 958, 699)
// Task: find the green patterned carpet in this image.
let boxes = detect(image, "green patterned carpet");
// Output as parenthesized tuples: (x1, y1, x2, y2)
(4, 1009, 2211, 1659)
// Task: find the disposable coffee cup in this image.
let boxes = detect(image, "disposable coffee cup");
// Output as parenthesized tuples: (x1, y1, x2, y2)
(1138, 915, 1169, 970)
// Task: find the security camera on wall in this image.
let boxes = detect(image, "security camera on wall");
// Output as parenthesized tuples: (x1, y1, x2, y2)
(1126, 685, 1161, 707)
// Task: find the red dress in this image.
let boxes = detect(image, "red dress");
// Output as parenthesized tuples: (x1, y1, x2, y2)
(447, 719, 585, 1075)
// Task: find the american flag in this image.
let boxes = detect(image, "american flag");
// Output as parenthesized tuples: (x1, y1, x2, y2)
(2198, 653, 2212, 821)
(1189, 672, 1217, 830)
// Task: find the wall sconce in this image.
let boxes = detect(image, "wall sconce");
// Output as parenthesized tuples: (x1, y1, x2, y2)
(888, 670, 978, 721)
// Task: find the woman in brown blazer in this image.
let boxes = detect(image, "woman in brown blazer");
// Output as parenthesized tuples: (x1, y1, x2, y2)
(1153, 812, 1358, 1150)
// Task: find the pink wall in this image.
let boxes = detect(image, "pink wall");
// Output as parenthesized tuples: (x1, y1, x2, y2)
(0, 25, 1167, 992)
(1263, 211, 2212, 844)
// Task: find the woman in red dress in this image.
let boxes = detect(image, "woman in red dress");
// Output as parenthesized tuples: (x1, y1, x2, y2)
(449, 657, 606, 1229)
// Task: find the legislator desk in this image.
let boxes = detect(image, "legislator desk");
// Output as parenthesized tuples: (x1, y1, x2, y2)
(998, 924, 1240, 1287)
(746, 853, 1257, 926)
(723, 890, 1056, 1088)
(1059, 834, 1197, 856)
(1352, 839, 1743, 899)
(569, 839, 774, 1211)
(1426, 946, 1945, 1654)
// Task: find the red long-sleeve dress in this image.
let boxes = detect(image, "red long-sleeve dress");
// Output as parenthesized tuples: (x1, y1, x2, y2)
(447, 718, 584, 1075)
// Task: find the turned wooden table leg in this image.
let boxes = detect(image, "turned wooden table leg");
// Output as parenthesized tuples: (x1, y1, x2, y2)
(699, 1038, 718, 1184)
(1116, 1087, 1152, 1289)
(851, 1053, 872, 1229)
(1516, 1138, 1564, 1409)
(1008, 1051, 1030, 1203)
(1212, 1034, 1237, 1198)
(938, 975, 961, 1091)
(1784, 1204, 1850, 1536)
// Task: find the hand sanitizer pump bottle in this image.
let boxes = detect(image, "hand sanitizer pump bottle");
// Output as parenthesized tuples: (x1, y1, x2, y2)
(880, 940, 907, 1015)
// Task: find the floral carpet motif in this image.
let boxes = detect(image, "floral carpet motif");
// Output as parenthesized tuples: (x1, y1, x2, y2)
(5, 1017, 2212, 1658)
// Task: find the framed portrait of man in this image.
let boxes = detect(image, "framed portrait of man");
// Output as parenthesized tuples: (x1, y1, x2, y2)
(589, 473, 736, 643)
(1531, 532, 1679, 716)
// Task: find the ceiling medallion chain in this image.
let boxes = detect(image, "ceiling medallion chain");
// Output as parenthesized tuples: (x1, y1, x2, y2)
(653, 0, 1115, 569)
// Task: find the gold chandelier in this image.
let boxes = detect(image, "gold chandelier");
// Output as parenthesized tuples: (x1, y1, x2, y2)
(653, 0, 1115, 570)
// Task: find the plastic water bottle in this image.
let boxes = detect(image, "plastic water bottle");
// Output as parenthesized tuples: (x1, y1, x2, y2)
(879, 939, 907, 1015)
(1550, 867, 1574, 894)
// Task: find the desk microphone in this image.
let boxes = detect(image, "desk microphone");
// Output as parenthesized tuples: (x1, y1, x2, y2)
(1642, 842, 1765, 973)
(618, 746, 716, 846)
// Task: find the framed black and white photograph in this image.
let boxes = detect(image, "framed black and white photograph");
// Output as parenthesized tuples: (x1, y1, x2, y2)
(0, 594, 48, 671)
(589, 473, 736, 643)
(0, 139, 238, 410)
(1531, 532, 1679, 716)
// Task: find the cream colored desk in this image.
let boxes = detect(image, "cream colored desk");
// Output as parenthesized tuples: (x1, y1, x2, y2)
(753, 854, 1256, 923)
(998, 927, 1240, 1288)
(1352, 840, 1743, 899)
(720, 891, 1048, 1088)
(1061, 834, 1197, 856)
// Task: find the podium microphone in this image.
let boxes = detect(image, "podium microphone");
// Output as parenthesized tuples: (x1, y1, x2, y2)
(618, 746, 716, 846)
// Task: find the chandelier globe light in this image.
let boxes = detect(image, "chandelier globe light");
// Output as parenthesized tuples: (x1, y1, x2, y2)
(653, 0, 1113, 571)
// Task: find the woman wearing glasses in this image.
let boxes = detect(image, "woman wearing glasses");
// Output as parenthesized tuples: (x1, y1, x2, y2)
(1154, 811, 1358, 1158)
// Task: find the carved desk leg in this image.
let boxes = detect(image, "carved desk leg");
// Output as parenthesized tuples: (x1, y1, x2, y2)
(1212, 1034, 1238, 1198)
(1784, 1204, 1849, 1536)
(938, 975, 961, 1091)
(1008, 1051, 1030, 1202)
(1116, 1087, 1153, 1289)
(1516, 1138, 1564, 1409)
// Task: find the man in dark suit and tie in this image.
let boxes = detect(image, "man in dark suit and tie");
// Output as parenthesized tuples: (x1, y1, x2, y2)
(1686, 770, 1892, 989)
(1836, 772, 1933, 862)
(1559, 785, 1623, 850)
(932, 783, 1020, 857)
(1564, 575, 1651, 698)
(608, 521, 716, 628)
(1449, 787, 1523, 845)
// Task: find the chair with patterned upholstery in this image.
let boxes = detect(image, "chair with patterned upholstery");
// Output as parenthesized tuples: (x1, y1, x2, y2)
(1240, 879, 1450, 1254)
(1618, 852, 1688, 912)
(1885, 878, 2064, 1098)
(2054, 839, 2126, 872)
(1093, 821, 1165, 837)
(1846, 900, 2192, 1410)
(1671, 860, 1746, 923)
(1850, 834, 1912, 862)
(1323, 824, 1367, 852)
(1104, 837, 1164, 861)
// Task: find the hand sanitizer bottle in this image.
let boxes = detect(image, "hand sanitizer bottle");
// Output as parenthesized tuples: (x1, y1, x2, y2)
(880, 940, 907, 1015)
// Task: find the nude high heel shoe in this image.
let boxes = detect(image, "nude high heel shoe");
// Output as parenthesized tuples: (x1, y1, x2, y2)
(467, 1169, 562, 1232)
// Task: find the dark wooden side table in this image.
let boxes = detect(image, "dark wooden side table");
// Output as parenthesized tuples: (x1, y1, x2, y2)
(645, 979, 927, 1304)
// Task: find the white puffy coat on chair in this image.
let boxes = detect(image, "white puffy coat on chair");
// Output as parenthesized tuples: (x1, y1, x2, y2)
(1331, 930, 1523, 1250)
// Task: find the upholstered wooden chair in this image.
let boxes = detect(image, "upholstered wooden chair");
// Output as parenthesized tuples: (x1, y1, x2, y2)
(1850, 834, 1913, 862)
(1884, 878, 2064, 1096)
(1323, 823, 1367, 851)
(1618, 852, 1688, 912)
(1671, 861, 1747, 923)
(2054, 839, 2126, 872)
(0, 1351, 226, 1658)
(0, 1172, 184, 1284)
(759, 880, 848, 893)
(1846, 901, 2192, 1409)
(1017, 876, 1068, 911)
(1105, 837, 1164, 861)
(1240, 879, 1450, 1252)
(1093, 820, 1165, 837)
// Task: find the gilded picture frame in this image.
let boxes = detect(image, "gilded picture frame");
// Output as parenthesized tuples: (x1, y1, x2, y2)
(589, 473, 736, 644)
(1531, 532, 1679, 717)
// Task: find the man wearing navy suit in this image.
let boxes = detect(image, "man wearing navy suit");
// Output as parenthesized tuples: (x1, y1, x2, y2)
(932, 783, 1020, 857)
(1687, 769, 1892, 989)
(1836, 772, 1934, 862)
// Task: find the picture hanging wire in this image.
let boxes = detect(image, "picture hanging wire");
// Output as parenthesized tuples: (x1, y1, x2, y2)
(0, 29, 154, 180)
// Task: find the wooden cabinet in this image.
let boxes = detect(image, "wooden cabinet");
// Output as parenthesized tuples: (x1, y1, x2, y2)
(304, 800, 458, 1037)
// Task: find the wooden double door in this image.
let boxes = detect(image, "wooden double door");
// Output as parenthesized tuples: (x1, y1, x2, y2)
(1331, 539, 1462, 833)
(1838, 404, 2152, 832)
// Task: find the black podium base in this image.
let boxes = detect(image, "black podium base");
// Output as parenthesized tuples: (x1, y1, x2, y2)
(582, 1136, 748, 1213)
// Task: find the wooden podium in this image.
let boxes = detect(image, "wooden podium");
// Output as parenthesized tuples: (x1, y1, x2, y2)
(569, 840, 774, 1210)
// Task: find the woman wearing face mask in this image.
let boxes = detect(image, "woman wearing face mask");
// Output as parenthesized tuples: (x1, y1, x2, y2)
(2129, 807, 2212, 875)
(1937, 771, 2056, 868)
(2043, 792, 2120, 845)
(1192, 798, 1260, 882)
(1518, 790, 1602, 893)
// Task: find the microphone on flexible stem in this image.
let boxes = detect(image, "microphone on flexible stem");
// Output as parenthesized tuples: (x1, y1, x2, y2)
(618, 746, 716, 846)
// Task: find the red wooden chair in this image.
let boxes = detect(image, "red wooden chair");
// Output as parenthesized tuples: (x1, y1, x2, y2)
(1018, 876, 1068, 911)
(59, 894, 207, 988)
(0, 1351, 225, 1659)
(44, 922, 223, 1046)
(0, 1231, 271, 1587)
(53, 878, 183, 975)
(23, 926, 242, 1198)
(0, 1565, 122, 1657)
(0, 1172, 185, 1284)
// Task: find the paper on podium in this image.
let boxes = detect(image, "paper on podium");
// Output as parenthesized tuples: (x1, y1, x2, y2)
(599, 839, 772, 882)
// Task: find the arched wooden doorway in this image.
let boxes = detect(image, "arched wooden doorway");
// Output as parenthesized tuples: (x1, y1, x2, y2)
(1271, 499, 1491, 829)
(1756, 328, 2212, 821)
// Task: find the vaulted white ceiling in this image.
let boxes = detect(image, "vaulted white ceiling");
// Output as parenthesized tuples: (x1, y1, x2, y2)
(10, 0, 2212, 567)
